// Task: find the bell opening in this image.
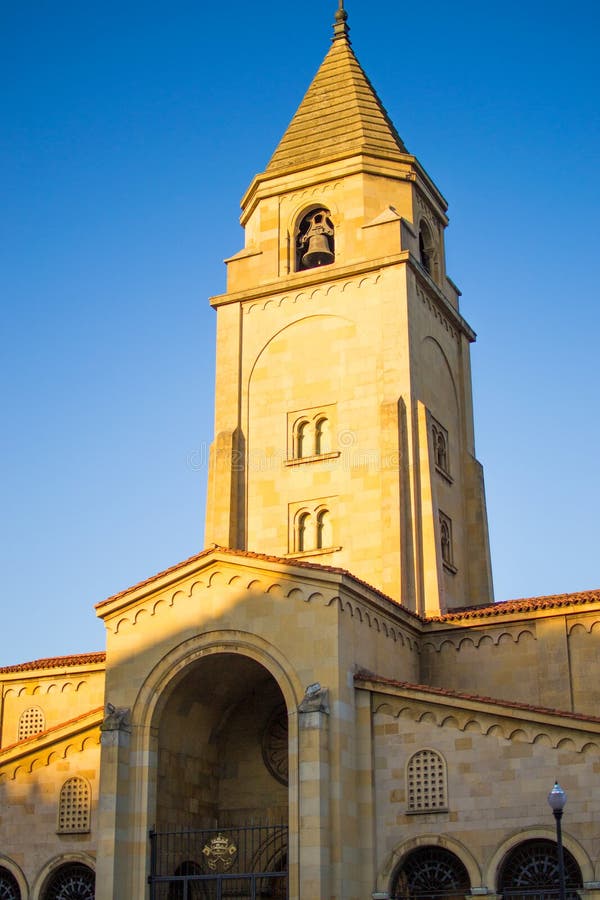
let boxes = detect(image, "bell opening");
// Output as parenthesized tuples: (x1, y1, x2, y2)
(296, 207, 335, 271)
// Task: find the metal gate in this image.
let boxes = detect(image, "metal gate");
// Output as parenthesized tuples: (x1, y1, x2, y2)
(148, 823, 288, 899)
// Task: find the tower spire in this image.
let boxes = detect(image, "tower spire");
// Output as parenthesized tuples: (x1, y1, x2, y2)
(332, 0, 350, 42)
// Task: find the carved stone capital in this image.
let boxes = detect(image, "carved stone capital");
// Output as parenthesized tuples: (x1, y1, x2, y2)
(100, 702, 131, 733)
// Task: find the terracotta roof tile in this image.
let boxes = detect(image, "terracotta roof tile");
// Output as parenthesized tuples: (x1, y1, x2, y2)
(95, 545, 420, 620)
(0, 651, 106, 675)
(431, 589, 600, 622)
(0, 706, 104, 756)
(354, 670, 600, 725)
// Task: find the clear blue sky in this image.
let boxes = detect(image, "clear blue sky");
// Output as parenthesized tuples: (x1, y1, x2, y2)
(2, 1, 599, 666)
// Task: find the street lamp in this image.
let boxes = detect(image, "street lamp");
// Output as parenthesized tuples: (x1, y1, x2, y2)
(547, 781, 567, 900)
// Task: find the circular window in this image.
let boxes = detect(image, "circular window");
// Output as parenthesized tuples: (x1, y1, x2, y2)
(261, 704, 288, 786)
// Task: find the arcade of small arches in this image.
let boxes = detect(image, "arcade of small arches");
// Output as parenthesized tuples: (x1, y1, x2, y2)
(385, 836, 586, 900)
(0, 836, 588, 899)
(0, 861, 95, 900)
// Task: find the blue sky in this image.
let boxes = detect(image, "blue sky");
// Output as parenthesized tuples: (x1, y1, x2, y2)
(1, 1, 599, 666)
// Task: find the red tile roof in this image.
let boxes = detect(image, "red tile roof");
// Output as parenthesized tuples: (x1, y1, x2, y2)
(433, 589, 600, 622)
(354, 669, 600, 725)
(0, 705, 104, 756)
(95, 545, 420, 619)
(0, 651, 106, 675)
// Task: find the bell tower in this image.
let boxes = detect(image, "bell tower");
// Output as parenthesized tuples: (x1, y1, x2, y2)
(205, 4, 493, 616)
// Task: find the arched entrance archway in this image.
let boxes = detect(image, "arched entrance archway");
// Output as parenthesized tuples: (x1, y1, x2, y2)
(498, 839, 583, 900)
(149, 652, 288, 897)
(390, 846, 471, 900)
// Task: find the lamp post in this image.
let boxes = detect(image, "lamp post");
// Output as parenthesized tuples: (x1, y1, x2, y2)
(547, 781, 567, 900)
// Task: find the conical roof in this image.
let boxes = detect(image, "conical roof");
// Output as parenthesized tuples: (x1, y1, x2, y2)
(265, 21, 408, 175)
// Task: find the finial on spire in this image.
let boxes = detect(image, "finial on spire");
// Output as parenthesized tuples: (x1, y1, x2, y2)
(332, 0, 350, 42)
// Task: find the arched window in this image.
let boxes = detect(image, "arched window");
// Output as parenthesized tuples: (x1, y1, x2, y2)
(406, 749, 447, 812)
(431, 419, 449, 476)
(316, 509, 331, 550)
(498, 839, 582, 900)
(0, 867, 21, 900)
(18, 706, 45, 741)
(314, 417, 330, 455)
(296, 208, 335, 271)
(57, 776, 91, 833)
(42, 864, 95, 900)
(295, 420, 310, 458)
(296, 511, 311, 553)
(391, 846, 470, 900)
(418, 220, 437, 280)
(439, 512, 453, 568)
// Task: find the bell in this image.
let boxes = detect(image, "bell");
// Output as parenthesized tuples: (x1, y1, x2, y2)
(302, 233, 334, 268)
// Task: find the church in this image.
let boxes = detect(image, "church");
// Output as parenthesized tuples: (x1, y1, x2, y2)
(2, 5, 600, 900)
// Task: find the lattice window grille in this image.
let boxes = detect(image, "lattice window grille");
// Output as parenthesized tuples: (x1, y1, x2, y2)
(0, 867, 21, 900)
(43, 864, 95, 900)
(407, 749, 447, 811)
(57, 777, 91, 834)
(18, 706, 45, 741)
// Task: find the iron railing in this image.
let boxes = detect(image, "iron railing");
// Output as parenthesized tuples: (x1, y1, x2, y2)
(149, 823, 288, 900)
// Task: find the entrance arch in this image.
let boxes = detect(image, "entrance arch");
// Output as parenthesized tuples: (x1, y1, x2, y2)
(148, 651, 290, 897)
(155, 651, 288, 828)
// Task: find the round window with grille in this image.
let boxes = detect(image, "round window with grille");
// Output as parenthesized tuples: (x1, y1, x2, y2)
(0, 867, 21, 900)
(391, 846, 470, 900)
(498, 839, 582, 899)
(43, 864, 95, 900)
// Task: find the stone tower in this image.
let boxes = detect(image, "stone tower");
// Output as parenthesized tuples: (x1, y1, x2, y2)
(205, 6, 493, 616)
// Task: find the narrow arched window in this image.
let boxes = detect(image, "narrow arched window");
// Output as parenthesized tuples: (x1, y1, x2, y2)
(57, 776, 91, 834)
(418, 220, 437, 279)
(295, 420, 309, 458)
(432, 419, 449, 475)
(407, 749, 447, 812)
(296, 511, 311, 553)
(18, 706, 45, 741)
(296, 208, 335, 271)
(315, 417, 330, 454)
(316, 509, 331, 549)
(439, 512, 453, 567)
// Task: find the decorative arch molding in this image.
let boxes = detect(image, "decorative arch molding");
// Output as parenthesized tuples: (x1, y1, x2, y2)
(484, 826, 594, 889)
(2, 679, 92, 699)
(378, 833, 482, 895)
(32, 852, 96, 900)
(283, 182, 343, 210)
(568, 618, 600, 636)
(0, 857, 28, 900)
(245, 273, 381, 314)
(371, 699, 600, 752)
(416, 284, 458, 340)
(0, 733, 101, 782)
(421, 627, 536, 653)
(107, 562, 419, 650)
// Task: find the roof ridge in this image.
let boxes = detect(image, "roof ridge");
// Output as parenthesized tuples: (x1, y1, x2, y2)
(0, 651, 106, 675)
(0, 705, 104, 756)
(354, 670, 600, 725)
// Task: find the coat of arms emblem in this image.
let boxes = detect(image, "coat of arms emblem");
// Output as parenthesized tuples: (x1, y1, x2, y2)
(202, 833, 237, 872)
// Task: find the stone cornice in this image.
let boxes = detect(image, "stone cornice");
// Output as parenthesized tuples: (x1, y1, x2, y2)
(357, 676, 600, 749)
(0, 707, 103, 776)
